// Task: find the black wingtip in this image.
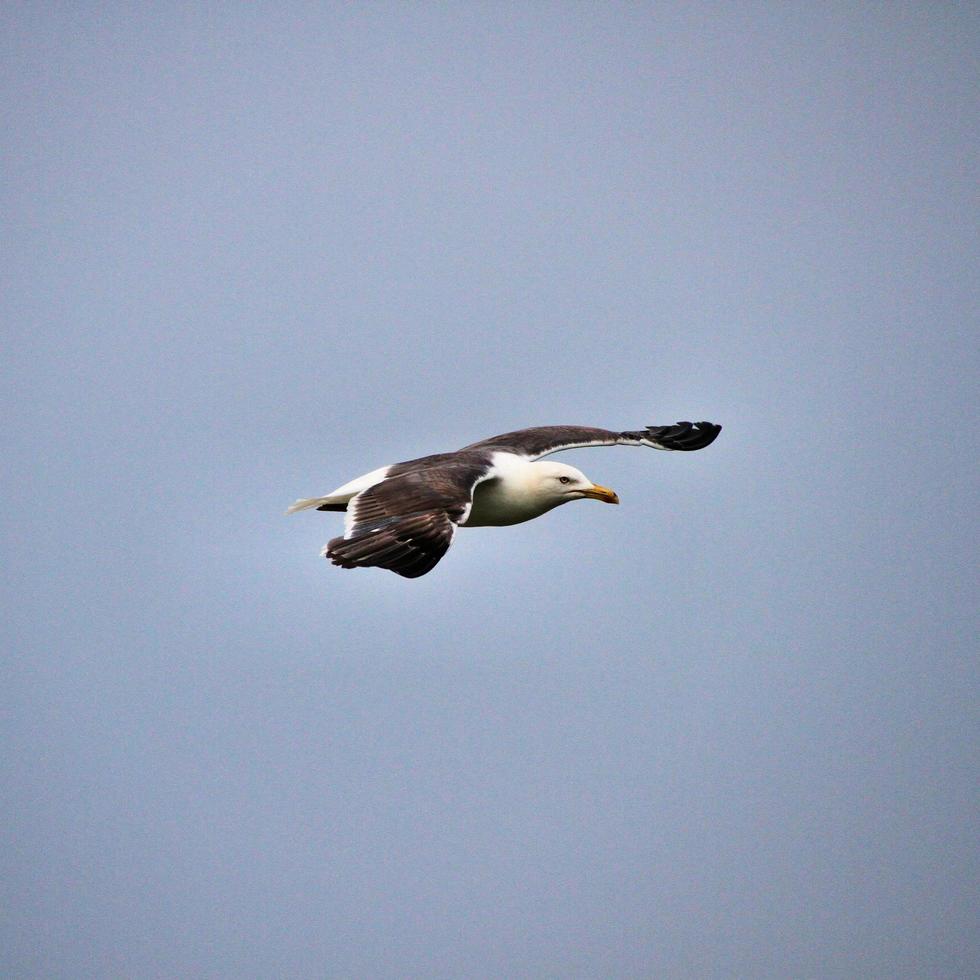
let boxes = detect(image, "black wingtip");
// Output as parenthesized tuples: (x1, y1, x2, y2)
(645, 420, 722, 451)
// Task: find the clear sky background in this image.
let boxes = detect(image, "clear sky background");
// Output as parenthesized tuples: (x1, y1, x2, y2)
(3, 4, 977, 978)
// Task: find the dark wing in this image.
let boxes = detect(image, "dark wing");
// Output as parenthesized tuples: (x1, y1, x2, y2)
(461, 421, 722, 461)
(324, 463, 491, 578)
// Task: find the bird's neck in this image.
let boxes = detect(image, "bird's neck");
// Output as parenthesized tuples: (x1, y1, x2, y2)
(464, 454, 557, 527)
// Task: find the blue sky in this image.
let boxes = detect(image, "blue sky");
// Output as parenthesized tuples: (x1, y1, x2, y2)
(3, 4, 977, 977)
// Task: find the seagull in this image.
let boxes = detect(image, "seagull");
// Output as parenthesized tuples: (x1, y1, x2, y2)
(288, 421, 722, 578)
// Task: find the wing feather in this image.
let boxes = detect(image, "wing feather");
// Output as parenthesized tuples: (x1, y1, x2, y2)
(462, 421, 721, 460)
(324, 463, 492, 578)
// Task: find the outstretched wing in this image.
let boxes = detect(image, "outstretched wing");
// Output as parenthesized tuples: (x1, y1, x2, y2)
(461, 421, 722, 461)
(324, 463, 492, 578)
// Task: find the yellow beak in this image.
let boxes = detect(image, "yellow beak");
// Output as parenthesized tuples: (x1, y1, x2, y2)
(581, 483, 619, 504)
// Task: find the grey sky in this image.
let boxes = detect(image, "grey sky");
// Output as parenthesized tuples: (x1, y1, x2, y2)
(3, 4, 977, 978)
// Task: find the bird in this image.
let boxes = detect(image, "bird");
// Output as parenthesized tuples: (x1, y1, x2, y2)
(287, 421, 722, 578)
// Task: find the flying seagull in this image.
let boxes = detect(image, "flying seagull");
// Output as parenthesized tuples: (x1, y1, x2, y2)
(288, 421, 722, 578)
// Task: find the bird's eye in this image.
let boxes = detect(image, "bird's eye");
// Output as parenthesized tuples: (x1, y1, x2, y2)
(558, 476, 571, 484)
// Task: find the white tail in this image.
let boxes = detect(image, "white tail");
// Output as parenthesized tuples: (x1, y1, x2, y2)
(285, 464, 393, 516)
(285, 496, 337, 515)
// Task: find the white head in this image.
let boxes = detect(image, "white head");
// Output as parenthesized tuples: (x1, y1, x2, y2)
(527, 461, 620, 510)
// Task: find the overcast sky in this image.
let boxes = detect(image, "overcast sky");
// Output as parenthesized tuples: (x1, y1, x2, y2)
(3, 4, 977, 978)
